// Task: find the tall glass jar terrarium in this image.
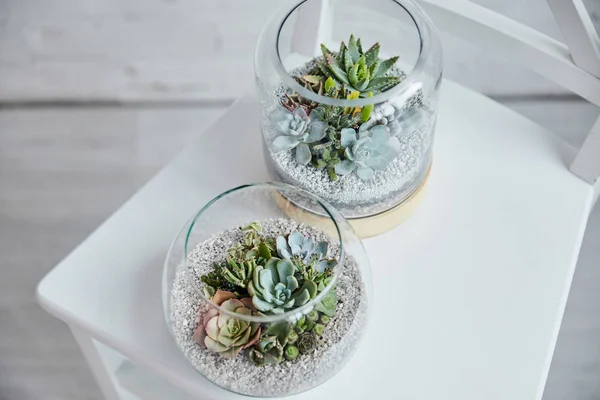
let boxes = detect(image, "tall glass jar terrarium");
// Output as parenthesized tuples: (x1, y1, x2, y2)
(163, 183, 372, 397)
(255, 0, 442, 237)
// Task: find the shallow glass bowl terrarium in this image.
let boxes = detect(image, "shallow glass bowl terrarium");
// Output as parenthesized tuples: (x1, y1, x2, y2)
(255, 0, 442, 236)
(162, 183, 372, 397)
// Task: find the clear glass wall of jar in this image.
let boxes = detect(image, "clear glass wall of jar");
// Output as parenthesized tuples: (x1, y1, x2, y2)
(163, 183, 372, 397)
(255, 0, 443, 220)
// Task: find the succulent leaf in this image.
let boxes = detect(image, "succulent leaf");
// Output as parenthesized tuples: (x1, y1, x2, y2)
(327, 167, 338, 181)
(318, 61, 336, 80)
(357, 166, 375, 180)
(357, 37, 363, 55)
(348, 62, 360, 87)
(364, 43, 380, 67)
(328, 60, 349, 85)
(302, 75, 321, 85)
(295, 143, 311, 165)
(324, 77, 337, 92)
(337, 41, 346, 63)
(374, 56, 399, 77)
(348, 34, 360, 63)
(320, 43, 335, 60)
(361, 92, 375, 122)
(315, 289, 337, 317)
(366, 76, 400, 92)
(343, 44, 353, 71)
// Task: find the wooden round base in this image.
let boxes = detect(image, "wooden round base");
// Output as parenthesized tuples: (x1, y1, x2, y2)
(275, 164, 431, 239)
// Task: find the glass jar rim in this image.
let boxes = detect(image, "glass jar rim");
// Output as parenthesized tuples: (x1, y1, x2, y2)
(269, 0, 434, 107)
(181, 182, 346, 323)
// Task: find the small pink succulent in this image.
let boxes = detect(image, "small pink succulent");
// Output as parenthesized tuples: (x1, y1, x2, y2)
(193, 290, 261, 358)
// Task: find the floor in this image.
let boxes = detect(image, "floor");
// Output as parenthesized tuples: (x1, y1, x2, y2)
(0, 99, 599, 400)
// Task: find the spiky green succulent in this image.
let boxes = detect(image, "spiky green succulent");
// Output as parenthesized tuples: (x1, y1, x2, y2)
(201, 223, 277, 297)
(201, 254, 260, 298)
(248, 258, 318, 314)
(226, 222, 275, 262)
(318, 35, 400, 97)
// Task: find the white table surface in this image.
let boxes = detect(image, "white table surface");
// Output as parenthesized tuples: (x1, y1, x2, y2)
(37, 80, 594, 400)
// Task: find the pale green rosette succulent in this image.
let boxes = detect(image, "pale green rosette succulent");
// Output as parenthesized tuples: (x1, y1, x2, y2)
(193, 290, 261, 358)
(335, 125, 400, 180)
(272, 107, 327, 165)
(248, 258, 318, 314)
(276, 231, 324, 260)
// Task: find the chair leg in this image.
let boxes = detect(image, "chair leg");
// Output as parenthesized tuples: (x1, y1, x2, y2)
(571, 114, 600, 185)
(70, 326, 124, 400)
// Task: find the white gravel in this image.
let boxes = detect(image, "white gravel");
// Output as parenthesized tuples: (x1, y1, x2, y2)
(168, 218, 368, 397)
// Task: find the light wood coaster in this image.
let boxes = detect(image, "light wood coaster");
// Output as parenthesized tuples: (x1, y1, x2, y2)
(274, 164, 432, 238)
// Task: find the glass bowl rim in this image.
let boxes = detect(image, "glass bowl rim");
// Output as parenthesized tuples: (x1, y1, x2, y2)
(179, 182, 347, 323)
(266, 0, 437, 107)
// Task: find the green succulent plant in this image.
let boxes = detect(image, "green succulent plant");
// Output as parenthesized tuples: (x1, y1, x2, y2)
(306, 310, 319, 322)
(249, 337, 284, 365)
(282, 92, 319, 116)
(312, 103, 360, 132)
(297, 332, 318, 354)
(248, 258, 318, 314)
(201, 256, 259, 298)
(229, 222, 275, 261)
(272, 107, 328, 165)
(201, 222, 277, 298)
(249, 321, 294, 365)
(296, 74, 324, 95)
(287, 329, 299, 345)
(200, 271, 231, 298)
(295, 315, 315, 334)
(285, 345, 299, 361)
(335, 125, 400, 181)
(313, 323, 325, 336)
(276, 231, 329, 265)
(223, 257, 256, 289)
(315, 288, 337, 317)
(294, 305, 334, 336)
(193, 291, 261, 358)
(318, 35, 400, 97)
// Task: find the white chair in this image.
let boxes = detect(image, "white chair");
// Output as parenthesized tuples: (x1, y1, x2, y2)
(37, 1, 600, 399)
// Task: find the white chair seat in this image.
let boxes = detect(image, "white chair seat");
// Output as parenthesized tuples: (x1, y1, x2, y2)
(37, 79, 594, 400)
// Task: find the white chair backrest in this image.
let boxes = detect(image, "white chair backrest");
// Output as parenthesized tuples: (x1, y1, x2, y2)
(290, 0, 600, 187)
